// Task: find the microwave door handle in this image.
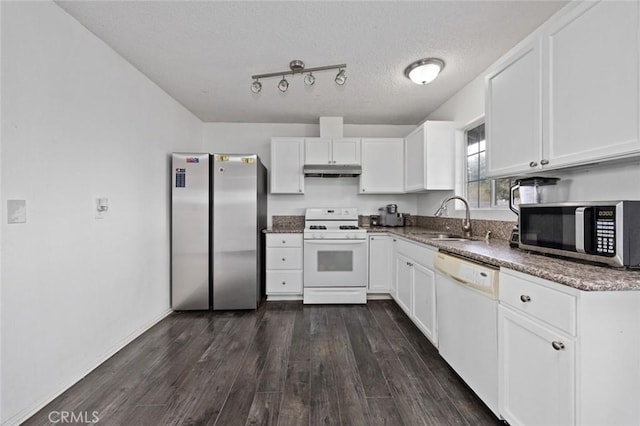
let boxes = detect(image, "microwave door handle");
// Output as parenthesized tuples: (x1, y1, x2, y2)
(575, 207, 586, 253)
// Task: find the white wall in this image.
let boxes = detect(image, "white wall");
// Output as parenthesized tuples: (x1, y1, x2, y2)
(1, 2, 202, 424)
(202, 123, 419, 224)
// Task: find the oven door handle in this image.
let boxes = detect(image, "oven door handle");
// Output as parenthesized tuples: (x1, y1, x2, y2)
(304, 239, 366, 245)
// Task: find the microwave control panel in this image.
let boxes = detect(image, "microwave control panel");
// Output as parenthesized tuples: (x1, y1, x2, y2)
(595, 207, 616, 255)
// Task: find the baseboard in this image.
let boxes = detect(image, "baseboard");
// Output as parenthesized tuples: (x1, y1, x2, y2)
(266, 294, 303, 301)
(367, 293, 393, 300)
(4, 308, 172, 426)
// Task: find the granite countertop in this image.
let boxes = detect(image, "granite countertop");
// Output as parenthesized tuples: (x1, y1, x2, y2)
(265, 225, 640, 291)
(264, 227, 304, 233)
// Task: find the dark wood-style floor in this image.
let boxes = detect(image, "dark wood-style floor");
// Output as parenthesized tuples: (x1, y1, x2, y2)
(25, 301, 500, 426)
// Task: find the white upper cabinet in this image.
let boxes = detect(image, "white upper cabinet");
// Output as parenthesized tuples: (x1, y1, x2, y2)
(543, 0, 640, 168)
(404, 121, 455, 192)
(270, 137, 304, 194)
(486, 40, 543, 178)
(304, 137, 361, 165)
(360, 138, 404, 194)
(304, 138, 331, 165)
(486, 0, 640, 178)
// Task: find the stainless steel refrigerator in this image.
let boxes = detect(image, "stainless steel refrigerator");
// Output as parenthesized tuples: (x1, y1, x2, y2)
(171, 153, 267, 310)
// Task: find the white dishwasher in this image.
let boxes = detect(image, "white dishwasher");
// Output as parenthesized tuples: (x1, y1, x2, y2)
(434, 252, 500, 418)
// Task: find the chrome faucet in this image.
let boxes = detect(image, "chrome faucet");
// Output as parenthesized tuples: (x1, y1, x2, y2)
(434, 195, 472, 238)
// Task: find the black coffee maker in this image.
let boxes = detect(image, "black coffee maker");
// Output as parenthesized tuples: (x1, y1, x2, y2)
(509, 177, 560, 247)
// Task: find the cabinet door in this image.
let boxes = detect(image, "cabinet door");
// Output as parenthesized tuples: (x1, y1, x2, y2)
(360, 138, 404, 194)
(486, 40, 543, 178)
(394, 253, 412, 316)
(368, 235, 393, 293)
(412, 262, 437, 345)
(271, 138, 304, 194)
(543, 0, 640, 169)
(332, 138, 361, 165)
(424, 122, 455, 190)
(304, 138, 332, 165)
(404, 126, 425, 192)
(499, 306, 575, 426)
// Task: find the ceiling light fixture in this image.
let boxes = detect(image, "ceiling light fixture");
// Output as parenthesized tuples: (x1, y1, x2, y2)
(404, 58, 445, 85)
(251, 60, 347, 93)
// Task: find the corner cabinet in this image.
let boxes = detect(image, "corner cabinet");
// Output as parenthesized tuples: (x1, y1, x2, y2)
(486, 0, 640, 178)
(360, 138, 404, 194)
(304, 137, 361, 165)
(498, 268, 640, 426)
(270, 138, 304, 194)
(404, 121, 455, 192)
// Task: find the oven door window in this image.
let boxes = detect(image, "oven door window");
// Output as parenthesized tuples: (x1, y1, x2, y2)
(318, 250, 353, 272)
(303, 241, 367, 287)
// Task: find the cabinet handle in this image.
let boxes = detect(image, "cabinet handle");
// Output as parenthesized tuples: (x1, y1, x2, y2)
(370, 237, 374, 240)
(520, 295, 531, 303)
(393, 239, 397, 242)
(529, 161, 538, 168)
(298, 189, 302, 193)
(282, 281, 286, 285)
(552, 341, 565, 351)
(362, 188, 366, 192)
(282, 240, 286, 244)
(282, 258, 286, 261)
(540, 159, 549, 166)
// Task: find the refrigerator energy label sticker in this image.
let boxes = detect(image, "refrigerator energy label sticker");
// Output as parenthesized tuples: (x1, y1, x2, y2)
(176, 168, 186, 188)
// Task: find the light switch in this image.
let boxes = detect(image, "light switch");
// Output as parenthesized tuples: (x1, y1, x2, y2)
(95, 197, 108, 219)
(7, 200, 26, 224)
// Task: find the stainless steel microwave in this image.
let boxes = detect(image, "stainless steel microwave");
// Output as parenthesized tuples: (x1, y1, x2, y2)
(519, 201, 640, 268)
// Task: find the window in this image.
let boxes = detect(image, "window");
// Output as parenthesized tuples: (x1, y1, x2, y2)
(465, 123, 512, 208)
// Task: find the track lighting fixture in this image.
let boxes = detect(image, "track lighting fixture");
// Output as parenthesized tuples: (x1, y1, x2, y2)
(251, 60, 347, 93)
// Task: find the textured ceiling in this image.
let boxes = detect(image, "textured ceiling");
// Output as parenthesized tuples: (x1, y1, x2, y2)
(57, 1, 567, 125)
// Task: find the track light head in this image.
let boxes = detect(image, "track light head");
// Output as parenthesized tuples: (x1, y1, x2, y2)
(304, 72, 316, 86)
(278, 76, 289, 92)
(335, 69, 347, 85)
(251, 79, 262, 94)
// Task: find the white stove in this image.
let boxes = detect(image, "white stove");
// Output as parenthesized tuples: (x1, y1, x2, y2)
(303, 208, 368, 304)
(303, 208, 367, 240)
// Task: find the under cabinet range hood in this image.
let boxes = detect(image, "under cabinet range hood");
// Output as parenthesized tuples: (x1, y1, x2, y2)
(303, 164, 362, 177)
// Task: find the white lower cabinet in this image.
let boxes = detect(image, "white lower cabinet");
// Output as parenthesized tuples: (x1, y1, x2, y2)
(411, 262, 436, 344)
(498, 268, 640, 426)
(368, 235, 393, 293)
(499, 305, 575, 426)
(266, 233, 303, 300)
(394, 253, 413, 315)
(391, 237, 438, 346)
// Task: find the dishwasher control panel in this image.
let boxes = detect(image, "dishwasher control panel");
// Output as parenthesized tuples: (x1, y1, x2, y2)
(434, 253, 499, 298)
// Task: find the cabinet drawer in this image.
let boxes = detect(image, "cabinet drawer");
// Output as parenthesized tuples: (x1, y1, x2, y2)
(266, 271, 303, 294)
(500, 271, 577, 335)
(267, 233, 303, 248)
(267, 248, 303, 270)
